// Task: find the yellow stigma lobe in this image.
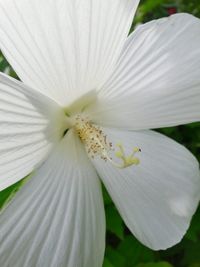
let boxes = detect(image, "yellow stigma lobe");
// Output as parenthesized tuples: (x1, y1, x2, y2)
(115, 144, 141, 168)
(74, 115, 141, 169)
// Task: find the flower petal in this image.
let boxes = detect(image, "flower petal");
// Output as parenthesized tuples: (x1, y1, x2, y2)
(0, 131, 105, 267)
(92, 128, 200, 250)
(0, 0, 139, 105)
(0, 73, 65, 191)
(89, 14, 200, 130)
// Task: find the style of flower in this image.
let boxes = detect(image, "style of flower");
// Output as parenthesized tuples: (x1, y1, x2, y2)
(0, 1, 200, 267)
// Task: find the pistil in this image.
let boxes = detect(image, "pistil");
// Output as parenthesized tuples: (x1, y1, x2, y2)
(74, 115, 141, 169)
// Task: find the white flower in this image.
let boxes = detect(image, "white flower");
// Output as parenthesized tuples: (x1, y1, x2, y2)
(0, 0, 200, 266)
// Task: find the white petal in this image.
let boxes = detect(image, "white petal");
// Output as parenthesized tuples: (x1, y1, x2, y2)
(0, 131, 105, 267)
(92, 128, 200, 250)
(88, 14, 200, 130)
(0, 0, 139, 105)
(0, 73, 65, 191)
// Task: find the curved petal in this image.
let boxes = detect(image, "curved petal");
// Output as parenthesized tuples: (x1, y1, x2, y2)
(92, 128, 200, 250)
(88, 14, 200, 130)
(0, 131, 105, 267)
(0, 73, 65, 191)
(0, 0, 139, 105)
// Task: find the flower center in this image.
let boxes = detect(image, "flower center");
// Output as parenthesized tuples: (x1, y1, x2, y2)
(73, 115, 141, 169)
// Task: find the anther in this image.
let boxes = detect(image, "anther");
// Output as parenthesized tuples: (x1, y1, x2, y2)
(74, 115, 141, 169)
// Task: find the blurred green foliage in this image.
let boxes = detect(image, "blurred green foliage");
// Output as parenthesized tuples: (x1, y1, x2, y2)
(0, 0, 200, 267)
(104, 1, 200, 266)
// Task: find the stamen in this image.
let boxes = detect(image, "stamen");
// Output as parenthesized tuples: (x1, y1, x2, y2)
(74, 115, 111, 161)
(74, 115, 141, 169)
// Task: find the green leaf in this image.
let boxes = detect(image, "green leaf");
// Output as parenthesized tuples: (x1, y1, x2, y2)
(136, 262, 173, 267)
(186, 207, 200, 242)
(102, 186, 113, 205)
(106, 206, 124, 240)
(139, 0, 167, 14)
(103, 258, 115, 267)
(118, 235, 155, 265)
(0, 175, 30, 210)
(189, 264, 200, 267)
(105, 246, 126, 267)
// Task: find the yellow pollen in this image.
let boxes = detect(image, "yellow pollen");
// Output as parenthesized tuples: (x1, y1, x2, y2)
(74, 115, 141, 169)
(74, 115, 111, 161)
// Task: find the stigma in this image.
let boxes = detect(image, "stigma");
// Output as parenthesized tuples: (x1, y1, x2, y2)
(74, 115, 141, 169)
